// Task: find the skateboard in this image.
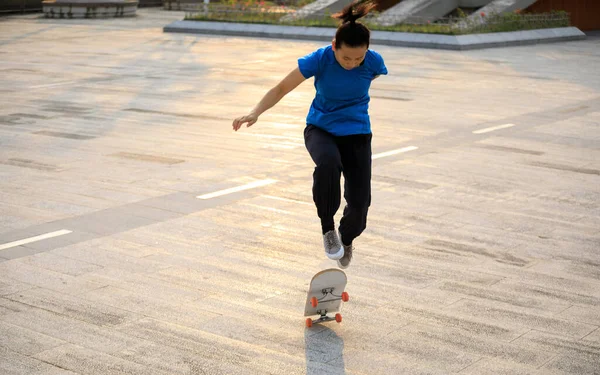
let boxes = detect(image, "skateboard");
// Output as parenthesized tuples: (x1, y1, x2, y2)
(304, 268, 349, 327)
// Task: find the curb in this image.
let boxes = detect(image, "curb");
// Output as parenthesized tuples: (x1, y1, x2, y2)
(162, 20, 586, 50)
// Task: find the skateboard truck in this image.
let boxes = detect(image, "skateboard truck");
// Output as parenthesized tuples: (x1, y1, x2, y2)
(306, 287, 349, 327)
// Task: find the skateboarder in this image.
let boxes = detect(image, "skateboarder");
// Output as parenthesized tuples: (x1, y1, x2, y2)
(232, 1, 388, 269)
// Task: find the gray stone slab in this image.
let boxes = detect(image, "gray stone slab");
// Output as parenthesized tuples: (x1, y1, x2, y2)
(49, 241, 171, 275)
(0, 245, 44, 260)
(117, 337, 303, 375)
(448, 299, 598, 339)
(386, 322, 554, 368)
(133, 191, 209, 215)
(117, 203, 182, 221)
(459, 358, 553, 374)
(511, 330, 600, 374)
(437, 281, 571, 313)
(0, 346, 78, 375)
(0, 261, 106, 296)
(16, 232, 98, 259)
(81, 285, 219, 328)
(0, 298, 151, 356)
(4, 287, 140, 328)
(375, 325, 482, 372)
(541, 352, 600, 375)
(80, 238, 166, 259)
(34, 344, 172, 375)
(0, 276, 35, 297)
(57, 209, 156, 237)
(584, 328, 600, 344)
(512, 329, 600, 357)
(115, 317, 308, 374)
(77, 266, 208, 304)
(16, 252, 103, 277)
(0, 321, 66, 357)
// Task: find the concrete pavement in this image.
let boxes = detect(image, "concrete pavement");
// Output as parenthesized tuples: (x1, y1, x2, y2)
(1, 8, 599, 375)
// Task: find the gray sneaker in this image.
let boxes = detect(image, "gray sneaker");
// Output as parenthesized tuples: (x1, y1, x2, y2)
(323, 230, 344, 260)
(337, 231, 353, 269)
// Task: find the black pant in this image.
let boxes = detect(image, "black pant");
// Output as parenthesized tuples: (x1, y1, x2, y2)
(304, 124, 372, 246)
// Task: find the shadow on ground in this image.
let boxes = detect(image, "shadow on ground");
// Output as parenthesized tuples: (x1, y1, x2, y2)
(305, 325, 346, 374)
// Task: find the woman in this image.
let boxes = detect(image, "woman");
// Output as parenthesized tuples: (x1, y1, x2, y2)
(232, 1, 388, 269)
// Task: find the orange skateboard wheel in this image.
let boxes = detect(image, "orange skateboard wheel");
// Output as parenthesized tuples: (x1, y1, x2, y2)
(335, 313, 342, 323)
(306, 318, 312, 327)
(311, 296, 318, 308)
(341, 292, 349, 302)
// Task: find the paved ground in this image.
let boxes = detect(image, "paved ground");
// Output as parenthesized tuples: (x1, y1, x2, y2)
(1, 8, 599, 375)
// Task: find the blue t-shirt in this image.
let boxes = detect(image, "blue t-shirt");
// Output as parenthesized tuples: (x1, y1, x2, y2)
(298, 45, 387, 136)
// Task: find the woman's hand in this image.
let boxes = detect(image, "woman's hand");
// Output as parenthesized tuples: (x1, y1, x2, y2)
(232, 67, 306, 132)
(232, 113, 258, 131)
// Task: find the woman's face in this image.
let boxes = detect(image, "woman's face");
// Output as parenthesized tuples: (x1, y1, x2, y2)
(332, 41, 367, 70)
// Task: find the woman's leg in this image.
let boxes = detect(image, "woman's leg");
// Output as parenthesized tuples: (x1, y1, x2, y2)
(338, 133, 372, 246)
(303, 125, 343, 234)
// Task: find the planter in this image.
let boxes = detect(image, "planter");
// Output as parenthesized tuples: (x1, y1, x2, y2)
(164, 21, 587, 50)
(42, 0, 138, 18)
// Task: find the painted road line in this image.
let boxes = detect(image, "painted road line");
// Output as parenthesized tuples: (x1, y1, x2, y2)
(29, 81, 79, 89)
(473, 123, 516, 134)
(261, 195, 313, 206)
(0, 229, 72, 251)
(373, 146, 419, 160)
(197, 179, 277, 199)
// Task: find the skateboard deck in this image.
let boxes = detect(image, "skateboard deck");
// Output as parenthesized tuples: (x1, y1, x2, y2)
(304, 268, 349, 327)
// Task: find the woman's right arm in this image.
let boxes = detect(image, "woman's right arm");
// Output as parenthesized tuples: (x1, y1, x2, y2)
(232, 67, 306, 131)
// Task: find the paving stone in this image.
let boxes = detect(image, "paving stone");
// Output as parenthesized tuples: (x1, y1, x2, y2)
(383, 322, 554, 368)
(49, 241, 171, 274)
(81, 285, 219, 328)
(34, 344, 172, 375)
(0, 8, 598, 374)
(0, 261, 106, 295)
(116, 317, 311, 374)
(0, 346, 78, 375)
(0, 298, 152, 356)
(0, 321, 66, 356)
(583, 328, 600, 344)
(540, 352, 600, 375)
(459, 358, 557, 375)
(448, 299, 597, 339)
(15, 252, 102, 276)
(4, 287, 140, 328)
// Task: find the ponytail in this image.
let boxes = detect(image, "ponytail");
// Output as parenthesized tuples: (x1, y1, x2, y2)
(332, 1, 375, 24)
(332, 1, 374, 48)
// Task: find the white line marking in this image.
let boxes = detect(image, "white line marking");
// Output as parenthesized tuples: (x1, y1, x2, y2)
(239, 133, 303, 142)
(473, 123, 516, 134)
(197, 179, 277, 199)
(0, 229, 72, 251)
(242, 203, 293, 215)
(264, 144, 298, 150)
(264, 122, 301, 129)
(261, 195, 313, 206)
(29, 81, 79, 89)
(373, 146, 418, 160)
(231, 60, 266, 66)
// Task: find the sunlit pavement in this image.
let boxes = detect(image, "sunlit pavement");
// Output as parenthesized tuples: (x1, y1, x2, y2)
(1, 8, 599, 375)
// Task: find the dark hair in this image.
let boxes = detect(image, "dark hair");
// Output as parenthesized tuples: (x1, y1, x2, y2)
(332, 1, 375, 49)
